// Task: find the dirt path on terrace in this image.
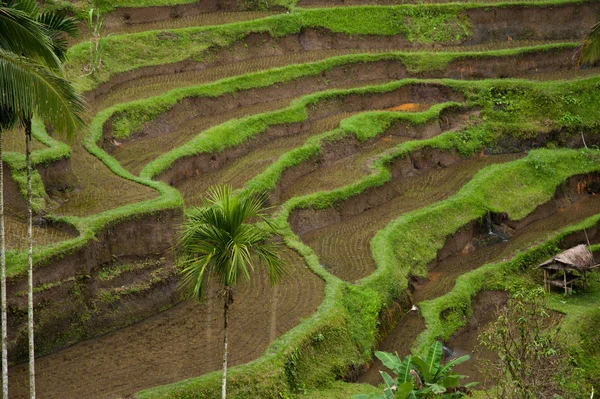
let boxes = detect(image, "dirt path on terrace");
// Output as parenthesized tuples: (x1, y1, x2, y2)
(8, 248, 324, 399)
(279, 134, 412, 202)
(301, 154, 520, 282)
(177, 112, 357, 206)
(88, 38, 574, 112)
(359, 193, 600, 385)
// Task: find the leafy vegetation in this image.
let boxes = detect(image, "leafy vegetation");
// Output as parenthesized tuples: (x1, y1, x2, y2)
(479, 288, 582, 398)
(355, 342, 476, 399)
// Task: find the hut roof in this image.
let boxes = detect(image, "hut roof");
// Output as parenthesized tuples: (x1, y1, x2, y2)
(538, 244, 596, 271)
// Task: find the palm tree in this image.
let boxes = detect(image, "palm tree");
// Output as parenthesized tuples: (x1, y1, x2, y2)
(1, 1, 85, 397)
(0, 107, 16, 399)
(178, 185, 286, 399)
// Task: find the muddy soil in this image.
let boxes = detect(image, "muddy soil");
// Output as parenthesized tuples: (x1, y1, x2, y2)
(8, 248, 324, 399)
(446, 290, 509, 387)
(155, 83, 463, 188)
(290, 152, 520, 282)
(88, 34, 580, 111)
(176, 112, 356, 206)
(273, 108, 476, 202)
(102, 1, 280, 32)
(359, 178, 600, 385)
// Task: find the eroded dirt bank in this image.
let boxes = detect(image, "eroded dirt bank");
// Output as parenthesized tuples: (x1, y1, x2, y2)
(359, 174, 600, 384)
(272, 107, 476, 203)
(5, 208, 182, 363)
(8, 248, 324, 399)
(154, 83, 463, 189)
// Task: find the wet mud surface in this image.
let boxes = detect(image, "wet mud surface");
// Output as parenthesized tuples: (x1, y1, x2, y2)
(297, 154, 519, 282)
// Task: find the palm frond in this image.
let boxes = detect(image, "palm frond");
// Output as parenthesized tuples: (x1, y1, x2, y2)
(0, 48, 85, 137)
(0, 4, 59, 70)
(253, 241, 287, 286)
(3, 0, 39, 16)
(180, 252, 214, 301)
(579, 21, 600, 65)
(178, 185, 287, 301)
(37, 11, 79, 61)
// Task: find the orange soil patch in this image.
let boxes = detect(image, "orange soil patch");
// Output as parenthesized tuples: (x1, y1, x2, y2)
(386, 103, 430, 112)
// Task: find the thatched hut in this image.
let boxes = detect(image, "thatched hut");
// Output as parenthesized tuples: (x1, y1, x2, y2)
(538, 245, 599, 294)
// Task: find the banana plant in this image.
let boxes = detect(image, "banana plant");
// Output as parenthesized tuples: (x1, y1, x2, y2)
(355, 342, 478, 399)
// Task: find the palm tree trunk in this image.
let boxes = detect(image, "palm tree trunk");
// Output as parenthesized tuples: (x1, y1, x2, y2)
(0, 129, 8, 399)
(222, 288, 230, 399)
(25, 120, 35, 399)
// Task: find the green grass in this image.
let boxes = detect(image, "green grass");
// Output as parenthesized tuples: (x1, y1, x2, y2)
(105, 42, 577, 139)
(138, 142, 600, 399)
(299, 381, 381, 399)
(63, 0, 589, 91)
(19, 0, 600, 396)
(3, 118, 73, 213)
(120, 74, 600, 183)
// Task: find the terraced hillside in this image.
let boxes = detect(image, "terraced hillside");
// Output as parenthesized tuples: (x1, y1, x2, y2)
(4, 0, 600, 398)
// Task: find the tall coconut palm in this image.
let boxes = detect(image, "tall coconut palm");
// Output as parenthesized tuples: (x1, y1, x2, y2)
(0, 107, 17, 399)
(0, 1, 84, 398)
(178, 185, 286, 399)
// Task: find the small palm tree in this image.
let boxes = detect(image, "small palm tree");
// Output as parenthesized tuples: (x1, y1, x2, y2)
(178, 185, 286, 399)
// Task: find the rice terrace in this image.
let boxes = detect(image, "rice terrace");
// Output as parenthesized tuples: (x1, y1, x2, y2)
(3, 0, 600, 398)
